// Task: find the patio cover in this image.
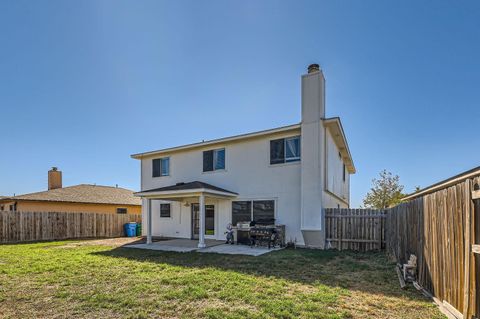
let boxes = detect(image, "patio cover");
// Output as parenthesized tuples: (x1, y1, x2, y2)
(134, 181, 237, 248)
(135, 181, 238, 200)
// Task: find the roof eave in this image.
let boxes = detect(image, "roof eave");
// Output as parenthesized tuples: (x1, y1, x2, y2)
(135, 188, 238, 198)
(323, 117, 356, 174)
(130, 123, 301, 159)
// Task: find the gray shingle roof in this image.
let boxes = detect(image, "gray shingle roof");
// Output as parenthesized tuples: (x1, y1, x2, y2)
(139, 181, 237, 195)
(0, 184, 141, 206)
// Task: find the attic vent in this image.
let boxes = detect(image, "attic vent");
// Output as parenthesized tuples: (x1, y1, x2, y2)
(176, 182, 185, 186)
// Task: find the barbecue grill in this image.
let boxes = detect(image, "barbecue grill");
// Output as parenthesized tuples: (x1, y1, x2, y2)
(249, 221, 285, 249)
(235, 220, 285, 248)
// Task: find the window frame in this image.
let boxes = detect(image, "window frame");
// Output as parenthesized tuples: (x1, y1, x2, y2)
(343, 164, 346, 182)
(203, 148, 226, 172)
(285, 136, 301, 162)
(231, 201, 252, 225)
(152, 157, 170, 177)
(160, 203, 171, 218)
(116, 208, 128, 214)
(231, 199, 276, 225)
(270, 136, 301, 165)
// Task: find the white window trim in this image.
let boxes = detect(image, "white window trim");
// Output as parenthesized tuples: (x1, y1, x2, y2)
(270, 136, 301, 165)
(153, 157, 171, 178)
(160, 157, 170, 177)
(159, 203, 172, 218)
(285, 136, 301, 162)
(203, 148, 226, 172)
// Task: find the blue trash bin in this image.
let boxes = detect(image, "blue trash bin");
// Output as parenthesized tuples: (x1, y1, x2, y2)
(124, 222, 137, 237)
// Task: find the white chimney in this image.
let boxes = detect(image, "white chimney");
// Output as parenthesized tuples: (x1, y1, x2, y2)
(300, 64, 326, 248)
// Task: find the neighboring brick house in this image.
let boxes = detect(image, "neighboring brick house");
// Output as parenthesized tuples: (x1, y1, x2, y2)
(0, 168, 141, 214)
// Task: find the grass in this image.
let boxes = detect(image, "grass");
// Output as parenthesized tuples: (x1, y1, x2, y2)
(0, 239, 445, 319)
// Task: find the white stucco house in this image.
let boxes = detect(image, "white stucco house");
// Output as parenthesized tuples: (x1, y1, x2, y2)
(131, 64, 355, 248)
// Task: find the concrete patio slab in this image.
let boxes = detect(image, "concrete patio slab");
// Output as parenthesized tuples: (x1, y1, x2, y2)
(197, 244, 283, 256)
(123, 238, 283, 256)
(124, 238, 223, 253)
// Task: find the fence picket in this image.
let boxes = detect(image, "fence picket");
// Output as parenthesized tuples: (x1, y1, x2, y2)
(325, 208, 386, 252)
(0, 211, 141, 243)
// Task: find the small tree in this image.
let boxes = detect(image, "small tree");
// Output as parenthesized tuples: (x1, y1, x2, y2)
(363, 169, 405, 209)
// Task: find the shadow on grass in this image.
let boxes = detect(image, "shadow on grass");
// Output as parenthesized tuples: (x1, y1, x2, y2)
(92, 246, 427, 301)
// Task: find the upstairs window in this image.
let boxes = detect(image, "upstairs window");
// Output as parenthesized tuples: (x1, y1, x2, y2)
(160, 203, 171, 218)
(343, 164, 346, 182)
(270, 136, 300, 165)
(203, 148, 225, 172)
(153, 157, 170, 177)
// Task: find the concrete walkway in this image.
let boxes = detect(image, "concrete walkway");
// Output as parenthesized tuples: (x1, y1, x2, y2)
(124, 239, 283, 256)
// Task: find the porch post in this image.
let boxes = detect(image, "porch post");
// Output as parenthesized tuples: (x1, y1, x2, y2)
(147, 198, 152, 244)
(198, 194, 206, 248)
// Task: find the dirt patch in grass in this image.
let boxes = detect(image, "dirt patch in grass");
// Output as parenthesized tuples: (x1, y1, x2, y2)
(53, 237, 142, 249)
(0, 240, 445, 319)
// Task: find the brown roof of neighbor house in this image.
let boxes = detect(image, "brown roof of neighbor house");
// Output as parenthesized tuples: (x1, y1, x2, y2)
(0, 184, 141, 206)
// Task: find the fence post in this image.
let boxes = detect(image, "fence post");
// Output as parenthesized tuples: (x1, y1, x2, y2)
(463, 180, 472, 318)
(338, 209, 345, 250)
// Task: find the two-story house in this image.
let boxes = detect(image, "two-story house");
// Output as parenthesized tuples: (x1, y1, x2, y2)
(131, 64, 355, 248)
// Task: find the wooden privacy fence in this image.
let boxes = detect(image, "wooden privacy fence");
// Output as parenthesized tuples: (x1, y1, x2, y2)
(0, 211, 142, 243)
(385, 176, 479, 319)
(325, 208, 386, 251)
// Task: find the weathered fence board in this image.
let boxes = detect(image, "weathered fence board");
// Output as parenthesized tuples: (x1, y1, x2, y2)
(386, 177, 478, 319)
(0, 211, 141, 243)
(325, 208, 386, 251)
(326, 176, 478, 318)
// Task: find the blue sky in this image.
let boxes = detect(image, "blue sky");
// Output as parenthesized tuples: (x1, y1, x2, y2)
(0, 1, 479, 207)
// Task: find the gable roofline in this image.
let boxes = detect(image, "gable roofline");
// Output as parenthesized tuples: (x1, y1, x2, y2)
(323, 117, 356, 174)
(130, 123, 301, 159)
(402, 166, 480, 201)
(0, 184, 142, 206)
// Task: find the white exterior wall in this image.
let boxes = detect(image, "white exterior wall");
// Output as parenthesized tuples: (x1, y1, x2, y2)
(140, 130, 304, 244)
(323, 129, 350, 208)
(300, 69, 327, 248)
(137, 67, 354, 248)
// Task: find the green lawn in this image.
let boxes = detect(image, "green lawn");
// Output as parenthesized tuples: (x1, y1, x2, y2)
(0, 239, 444, 319)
